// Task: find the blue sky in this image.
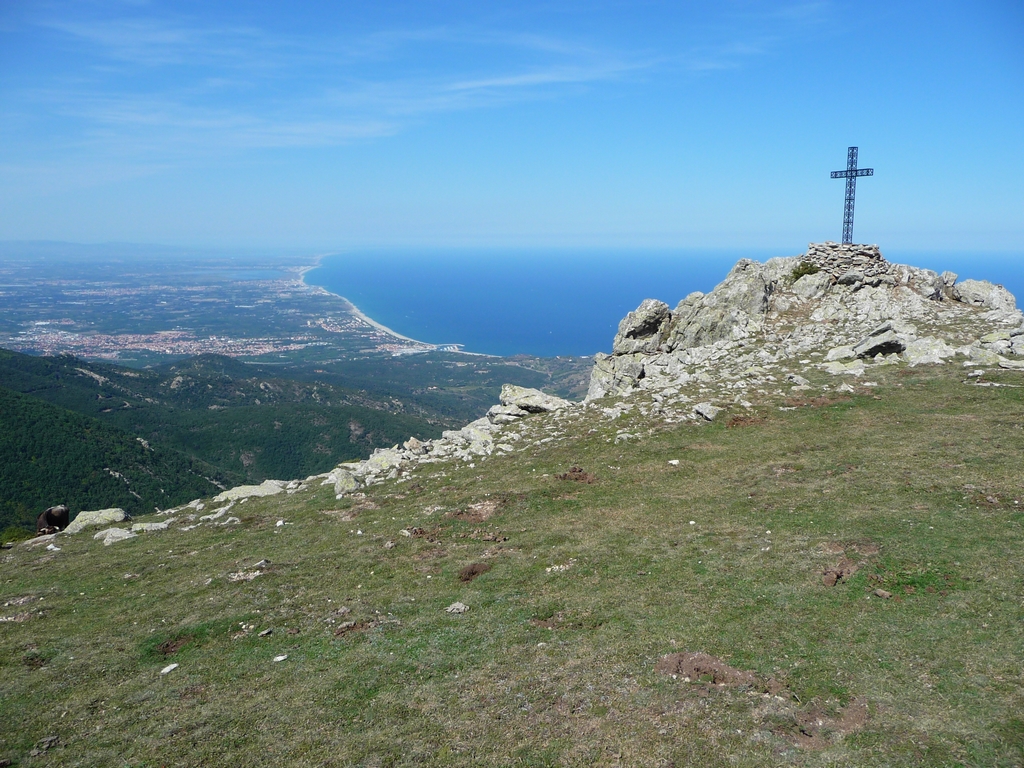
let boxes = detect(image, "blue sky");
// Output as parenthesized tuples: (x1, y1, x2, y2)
(0, 1, 1021, 251)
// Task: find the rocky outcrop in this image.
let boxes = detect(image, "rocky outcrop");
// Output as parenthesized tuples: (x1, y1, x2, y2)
(612, 299, 671, 354)
(64, 508, 129, 535)
(587, 242, 1024, 400)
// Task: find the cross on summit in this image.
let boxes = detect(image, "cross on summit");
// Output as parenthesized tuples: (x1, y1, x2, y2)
(831, 146, 873, 244)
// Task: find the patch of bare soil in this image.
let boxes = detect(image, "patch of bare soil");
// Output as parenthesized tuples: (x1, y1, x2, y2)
(726, 414, 766, 428)
(320, 509, 357, 521)
(655, 652, 759, 687)
(784, 395, 851, 408)
(821, 541, 880, 585)
(790, 697, 869, 749)
(333, 618, 380, 637)
(413, 547, 447, 561)
(449, 499, 501, 523)
(157, 635, 194, 657)
(458, 562, 492, 582)
(460, 528, 509, 543)
(556, 466, 597, 484)
(179, 685, 208, 700)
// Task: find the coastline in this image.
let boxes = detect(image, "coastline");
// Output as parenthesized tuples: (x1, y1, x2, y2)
(298, 254, 440, 348)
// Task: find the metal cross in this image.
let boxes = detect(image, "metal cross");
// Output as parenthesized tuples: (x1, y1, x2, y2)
(830, 147, 873, 244)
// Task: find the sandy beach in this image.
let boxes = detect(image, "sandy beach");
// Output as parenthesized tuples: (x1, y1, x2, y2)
(299, 256, 437, 347)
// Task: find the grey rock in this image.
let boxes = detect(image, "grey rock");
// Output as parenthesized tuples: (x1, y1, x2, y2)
(612, 299, 671, 354)
(825, 345, 857, 362)
(402, 437, 427, 454)
(954, 279, 1017, 312)
(792, 270, 832, 299)
(999, 358, 1024, 371)
(837, 269, 864, 286)
(332, 469, 359, 496)
(213, 480, 286, 503)
(486, 404, 529, 424)
(902, 337, 956, 367)
(445, 602, 469, 614)
(365, 448, 405, 474)
(694, 403, 722, 421)
(853, 324, 908, 358)
(93, 527, 136, 546)
(499, 384, 572, 413)
(64, 508, 129, 535)
(824, 359, 867, 376)
(131, 521, 171, 533)
(662, 260, 772, 352)
(907, 268, 944, 300)
(586, 353, 646, 400)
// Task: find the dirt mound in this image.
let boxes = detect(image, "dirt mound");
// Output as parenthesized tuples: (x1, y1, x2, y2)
(655, 652, 758, 687)
(556, 466, 597, 483)
(458, 562, 492, 582)
(333, 618, 379, 637)
(822, 557, 859, 586)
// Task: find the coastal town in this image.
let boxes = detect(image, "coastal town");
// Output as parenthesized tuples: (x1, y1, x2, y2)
(0, 251, 448, 364)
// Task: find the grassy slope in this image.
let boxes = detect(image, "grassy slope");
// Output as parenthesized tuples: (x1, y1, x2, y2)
(1, 365, 1023, 766)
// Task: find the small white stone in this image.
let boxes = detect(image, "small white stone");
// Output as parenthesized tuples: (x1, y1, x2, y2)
(689, 521, 696, 525)
(160, 663, 179, 675)
(273, 654, 288, 663)
(276, 520, 284, 527)
(668, 460, 679, 466)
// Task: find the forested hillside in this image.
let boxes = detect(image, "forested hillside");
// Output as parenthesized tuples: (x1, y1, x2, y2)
(0, 387, 229, 537)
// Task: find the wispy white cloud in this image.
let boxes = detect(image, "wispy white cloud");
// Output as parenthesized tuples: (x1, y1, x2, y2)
(5, 1, 832, 163)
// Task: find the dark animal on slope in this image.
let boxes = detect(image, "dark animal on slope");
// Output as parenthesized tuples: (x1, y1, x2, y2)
(36, 505, 69, 535)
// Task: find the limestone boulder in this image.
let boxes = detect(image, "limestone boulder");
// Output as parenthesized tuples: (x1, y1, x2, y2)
(331, 469, 359, 496)
(363, 448, 404, 474)
(64, 508, 129, 535)
(499, 384, 572, 413)
(93, 527, 136, 546)
(213, 480, 286, 503)
(954, 279, 1017, 312)
(902, 337, 956, 367)
(825, 345, 856, 362)
(852, 322, 908, 358)
(694, 402, 722, 421)
(486, 404, 529, 425)
(612, 299, 671, 355)
(792, 270, 832, 300)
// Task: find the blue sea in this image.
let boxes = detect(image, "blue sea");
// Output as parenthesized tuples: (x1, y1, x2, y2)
(305, 248, 1024, 358)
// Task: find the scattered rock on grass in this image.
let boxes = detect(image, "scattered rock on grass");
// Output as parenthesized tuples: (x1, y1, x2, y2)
(445, 602, 469, 614)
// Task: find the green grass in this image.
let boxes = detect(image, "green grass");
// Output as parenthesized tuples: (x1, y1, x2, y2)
(2, 365, 1023, 766)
